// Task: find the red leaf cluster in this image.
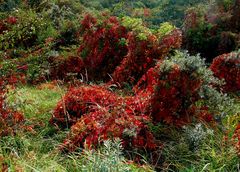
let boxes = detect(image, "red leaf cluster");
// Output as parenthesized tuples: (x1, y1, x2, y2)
(77, 15, 128, 81)
(112, 29, 182, 86)
(51, 54, 216, 151)
(49, 14, 182, 85)
(51, 85, 156, 151)
(0, 16, 17, 34)
(6, 16, 17, 25)
(50, 85, 119, 127)
(49, 14, 128, 81)
(150, 65, 203, 125)
(210, 52, 240, 93)
(61, 106, 156, 152)
(135, 59, 214, 126)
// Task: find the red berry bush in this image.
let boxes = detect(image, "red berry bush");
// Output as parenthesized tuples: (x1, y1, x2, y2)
(210, 51, 240, 94)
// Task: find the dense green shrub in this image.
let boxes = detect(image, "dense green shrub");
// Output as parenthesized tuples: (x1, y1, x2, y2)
(0, 9, 48, 50)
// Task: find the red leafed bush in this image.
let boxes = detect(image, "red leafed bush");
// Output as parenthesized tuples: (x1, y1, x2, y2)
(112, 29, 182, 86)
(60, 104, 156, 152)
(50, 85, 119, 128)
(150, 64, 202, 125)
(210, 52, 240, 93)
(135, 51, 217, 126)
(50, 82, 152, 128)
(50, 84, 155, 151)
(77, 14, 128, 81)
(0, 16, 16, 35)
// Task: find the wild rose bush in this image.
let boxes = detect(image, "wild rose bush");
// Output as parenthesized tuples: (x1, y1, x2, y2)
(210, 51, 240, 94)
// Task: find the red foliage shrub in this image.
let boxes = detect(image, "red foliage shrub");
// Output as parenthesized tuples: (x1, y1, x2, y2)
(50, 83, 156, 151)
(79, 14, 97, 31)
(50, 15, 181, 84)
(51, 51, 224, 152)
(77, 14, 128, 81)
(133, 62, 160, 95)
(150, 64, 202, 125)
(60, 100, 156, 152)
(6, 16, 17, 25)
(111, 29, 182, 86)
(210, 52, 240, 93)
(135, 52, 216, 126)
(0, 16, 17, 35)
(50, 85, 119, 128)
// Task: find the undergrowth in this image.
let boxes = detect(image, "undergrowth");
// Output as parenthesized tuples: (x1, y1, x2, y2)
(1, 84, 150, 172)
